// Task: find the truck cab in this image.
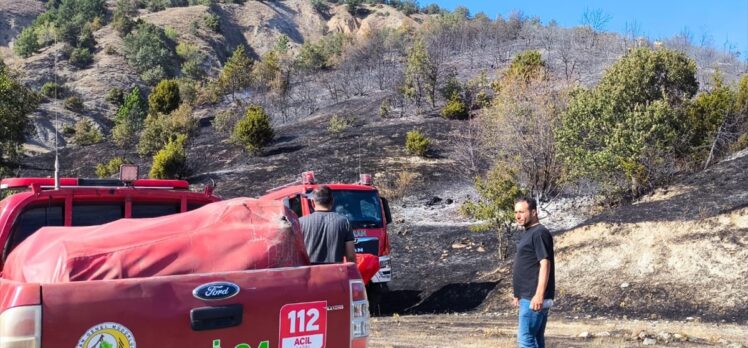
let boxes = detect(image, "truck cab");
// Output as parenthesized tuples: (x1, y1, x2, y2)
(260, 172, 393, 304)
(0, 173, 221, 269)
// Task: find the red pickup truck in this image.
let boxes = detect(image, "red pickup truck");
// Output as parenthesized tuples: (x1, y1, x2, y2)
(0, 174, 371, 348)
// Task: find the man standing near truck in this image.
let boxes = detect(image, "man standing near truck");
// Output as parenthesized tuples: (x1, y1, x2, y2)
(512, 196, 555, 348)
(299, 185, 356, 263)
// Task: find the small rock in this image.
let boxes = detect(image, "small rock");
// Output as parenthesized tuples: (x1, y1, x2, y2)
(477, 246, 486, 252)
(672, 333, 687, 342)
(445, 198, 453, 204)
(451, 242, 467, 249)
(657, 331, 672, 343)
(620, 282, 630, 289)
(686, 317, 695, 321)
(578, 332, 591, 338)
(643, 338, 657, 345)
(596, 331, 611, 337)
(425, 196, 442, 206)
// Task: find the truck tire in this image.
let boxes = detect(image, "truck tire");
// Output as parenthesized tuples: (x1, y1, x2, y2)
(366, 282, 388, 316)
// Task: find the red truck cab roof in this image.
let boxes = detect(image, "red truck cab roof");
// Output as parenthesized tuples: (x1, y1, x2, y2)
(0, 177, 221, 268)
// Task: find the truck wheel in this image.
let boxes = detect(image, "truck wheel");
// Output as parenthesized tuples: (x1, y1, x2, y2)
(366, 283, 388, 316)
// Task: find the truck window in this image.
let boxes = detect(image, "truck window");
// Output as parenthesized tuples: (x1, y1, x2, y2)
(6, 204, 64, 257)
(132, 203, 179, 218)
(72, 203, 124, 226)
(288, 195, 302, 217)
(324, 190, 384, 229)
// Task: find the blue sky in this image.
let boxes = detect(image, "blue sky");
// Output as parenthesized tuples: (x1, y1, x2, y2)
(430, 0, 748, 59)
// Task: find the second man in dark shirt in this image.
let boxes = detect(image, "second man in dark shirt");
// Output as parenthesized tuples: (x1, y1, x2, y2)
(299, 185, 356, 263)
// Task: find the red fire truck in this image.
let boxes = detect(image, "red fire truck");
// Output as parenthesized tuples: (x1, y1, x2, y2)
(260, 172, 393, 307)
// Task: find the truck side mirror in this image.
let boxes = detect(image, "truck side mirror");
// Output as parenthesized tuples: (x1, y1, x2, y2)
(381, 197, 392, 225)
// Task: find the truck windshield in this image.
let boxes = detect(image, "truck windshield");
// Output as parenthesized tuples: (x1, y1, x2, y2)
(330, 190, 383, 229)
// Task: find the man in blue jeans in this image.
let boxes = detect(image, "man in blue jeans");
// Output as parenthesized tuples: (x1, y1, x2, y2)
(512, 197, 555, 348)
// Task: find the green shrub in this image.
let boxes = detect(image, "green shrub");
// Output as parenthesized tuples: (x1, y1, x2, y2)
(177, 78, 199, 105)
(64, 96, 84, 112)
(149, 134, 188, 179)
(328, 115, 352, 134)
(137, 104, 197, 155)
(14, 27, 40, 58)
(203, 13, 220, 32)
(405, 129, 430, 156)
(69, 47, 94, 68)
(176, 42, 206, 80)
(231, 105, 274, 153)
(71, 118, 103, 145)
(106, 87, 125, 106)
(41, 82, 66, 99)
(123, 22, 176, 84)
(148, 79, 181, 115)
(164, 26, 178, 41)
(113, 86, 147, 147)
(96, 157, 128, 178)
(441, 96, 469, 119)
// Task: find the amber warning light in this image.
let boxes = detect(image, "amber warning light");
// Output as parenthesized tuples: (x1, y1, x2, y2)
(120, 164, 139, 183)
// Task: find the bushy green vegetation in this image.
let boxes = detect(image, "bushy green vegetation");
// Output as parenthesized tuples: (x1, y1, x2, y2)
(106, 87, 125, 106)
(557, 48, 698, 197)
(71, 118, 103, 145)
(14, 0, 107, 58)
(123, 22, 176, 85)
(440, 95, 469, 119)
(203, 13, 220, 32)
(217, 46, 253, 101)
(96, 157, 129, 178)
(460, 166, 524, 259)
(149, 134, 188, 179)
(0, 65, 39, 177)
(231, 105, 274, 153)
(176, 42, 207, 80)
(148, 79, 181, 115)
(113, 87, 148, 147)
(328, 115, 353, 134)
(405, 129, 430, 156)
(41, 82, 67, 99)
(137, 104, 197, 155)
(69, 47, 94, 68)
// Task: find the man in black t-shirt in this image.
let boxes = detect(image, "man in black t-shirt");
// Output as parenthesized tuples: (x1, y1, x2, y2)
(512, 197, 554, 348)
(299, 186, 356, 263)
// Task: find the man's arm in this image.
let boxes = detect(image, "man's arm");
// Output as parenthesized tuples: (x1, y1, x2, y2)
(530, 259, 550, 311)
(345, 241, 356, 263)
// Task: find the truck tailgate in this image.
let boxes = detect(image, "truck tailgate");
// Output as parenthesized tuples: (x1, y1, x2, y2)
(41, 264, 356, 348)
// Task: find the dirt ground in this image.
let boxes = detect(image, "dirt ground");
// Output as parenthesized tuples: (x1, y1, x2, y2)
(369, 314, 748, 347)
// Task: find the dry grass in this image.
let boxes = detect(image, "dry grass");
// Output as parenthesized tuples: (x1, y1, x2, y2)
(376, 171, 419, 201)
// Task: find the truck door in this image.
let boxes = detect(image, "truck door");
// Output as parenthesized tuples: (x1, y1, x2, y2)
(40, 264, 356, 348)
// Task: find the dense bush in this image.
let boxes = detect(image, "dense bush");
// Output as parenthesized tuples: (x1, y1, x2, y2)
(405, 129, 430, 156)
(203, 13, 220, 32)
(137, 104, 197, 155)
(113, 87, 147, 147)
(441, 95, 469, 119)
(231, 105, 274, 153)
(123, 22, 176, 85)
(328, 115, 352, 134)
(69, 47, 94, 68)
(71, 119, 103, 145)
(148, 79, 181, 115)
(176, 42, 206, 80)
(1, 65, 39, 177)
(149, 134, 188, 179)
(14, 27, 39, 58)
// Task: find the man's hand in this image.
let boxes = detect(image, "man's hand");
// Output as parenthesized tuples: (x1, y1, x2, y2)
(512, 297, 519, 307)
(530, 294, 544, 311)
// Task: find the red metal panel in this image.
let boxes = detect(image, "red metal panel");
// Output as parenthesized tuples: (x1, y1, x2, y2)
(40, 264, 358, 348)
(0, 279, 40, 313)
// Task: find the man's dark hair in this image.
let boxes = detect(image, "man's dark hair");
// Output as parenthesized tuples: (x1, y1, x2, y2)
(515, 196, 537, 211)
(311, 185, 334, 206)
